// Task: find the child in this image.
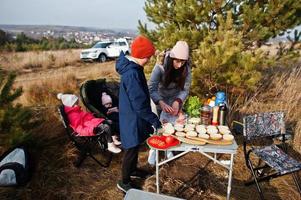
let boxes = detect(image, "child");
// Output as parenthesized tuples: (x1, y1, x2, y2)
(57, 93, 121, 153)
(101, 92, 120, 141)
(116, 35, 162, 192)
(101, 92, 119, 122)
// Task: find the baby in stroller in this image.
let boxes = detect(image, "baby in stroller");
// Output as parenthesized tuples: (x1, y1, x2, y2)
(57, 93, 121, 153)
(101, 92, 120, 132)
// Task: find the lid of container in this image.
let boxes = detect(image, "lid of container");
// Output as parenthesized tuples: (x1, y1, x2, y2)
(201, 105, 211, 112)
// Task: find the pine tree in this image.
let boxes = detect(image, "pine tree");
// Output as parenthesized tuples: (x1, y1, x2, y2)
(140, 0, 301, 96)
(0, 69, 38, 146)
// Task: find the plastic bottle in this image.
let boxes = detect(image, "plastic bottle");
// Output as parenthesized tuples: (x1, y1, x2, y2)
(215, 91, 226, 106)
(212, 106, 219, 125)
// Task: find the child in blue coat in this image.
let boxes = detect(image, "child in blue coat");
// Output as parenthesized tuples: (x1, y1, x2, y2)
(116, 35, 162, 193)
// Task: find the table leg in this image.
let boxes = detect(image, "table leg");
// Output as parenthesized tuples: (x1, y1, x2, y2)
(214, 153, 217, 163)
(227, 153, 234, 200)
(156, 149, 159, 194)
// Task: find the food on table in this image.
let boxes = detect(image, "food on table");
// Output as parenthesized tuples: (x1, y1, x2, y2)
(207, 125, 217, 129)
(184, 126, 195, 132)
(219, 129, 231, 135)
(175, 131, 186, 137)
(196, 126, 207, 134)
(165, 135, 176, 144)
(186, 130, 198, 137)
(175, 136, 206, 145)
(163, 132, 173, 136)
(207, 128, 218, 135)
(174, 126, 184, 132)
(198, 133, 210, 139)
(223, 134, 234, 141)
(148, 137, 166, 147)
(196, 125, 206, 129)
(183, 96, 201, 117)
(218, 125, 229, 130)
(174, 123, 184, 128)
(210, 133, 222, 140)
(188, 117, 201, 124)
(185, 123, 196, 128)
(163, 123, 175, 134)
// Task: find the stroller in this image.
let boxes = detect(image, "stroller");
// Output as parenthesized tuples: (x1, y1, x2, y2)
(80, 78, 120, 134)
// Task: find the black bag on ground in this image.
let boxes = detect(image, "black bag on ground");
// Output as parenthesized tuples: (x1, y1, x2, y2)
(0, 146, 30, 186)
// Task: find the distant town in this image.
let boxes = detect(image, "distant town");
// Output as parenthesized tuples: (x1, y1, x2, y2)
(0, 24, 138, 45)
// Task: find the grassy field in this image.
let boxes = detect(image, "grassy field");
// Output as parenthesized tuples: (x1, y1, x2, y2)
(0, 49, 300, 200)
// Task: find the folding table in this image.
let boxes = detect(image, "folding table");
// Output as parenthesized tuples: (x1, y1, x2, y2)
(154, 140, 238, 200)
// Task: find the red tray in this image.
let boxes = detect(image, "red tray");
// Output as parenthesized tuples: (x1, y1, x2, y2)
(147, 135, 180, 150)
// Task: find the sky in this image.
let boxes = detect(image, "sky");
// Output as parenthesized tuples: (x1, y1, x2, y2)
(0, 0, 152, 30)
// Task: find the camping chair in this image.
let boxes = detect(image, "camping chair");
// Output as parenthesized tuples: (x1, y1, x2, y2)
(243, 111, 301, 199)
(57, 105, 112, 168)
(80, 78, 119, 134)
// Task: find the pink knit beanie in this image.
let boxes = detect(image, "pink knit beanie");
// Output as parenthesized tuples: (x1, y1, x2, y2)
(57, 93, 78, 107)
(170, 41, 189, 60)
(101, 92, 112, 106)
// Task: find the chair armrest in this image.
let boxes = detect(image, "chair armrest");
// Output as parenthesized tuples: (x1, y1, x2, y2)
(232, 120, 243, 135)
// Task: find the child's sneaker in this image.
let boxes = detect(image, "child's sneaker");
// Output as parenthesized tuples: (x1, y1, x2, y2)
(107, 143, 121, 153)
(112, 135, 121, 146)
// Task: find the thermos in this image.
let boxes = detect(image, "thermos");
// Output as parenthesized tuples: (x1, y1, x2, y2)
(219, 103, 227, 125)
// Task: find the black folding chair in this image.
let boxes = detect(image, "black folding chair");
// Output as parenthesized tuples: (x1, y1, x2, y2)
(57, 105, 112, 168)
(243, 111, 301, 199)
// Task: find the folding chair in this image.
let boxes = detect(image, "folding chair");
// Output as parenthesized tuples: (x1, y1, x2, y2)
(243, 111, 301, 199)
(57, 105, 112, 168)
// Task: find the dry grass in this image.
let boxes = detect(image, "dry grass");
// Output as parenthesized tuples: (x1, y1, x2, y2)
(0, 49, 82, 72)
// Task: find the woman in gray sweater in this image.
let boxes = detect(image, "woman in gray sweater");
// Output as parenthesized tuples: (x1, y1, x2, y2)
(148, 41, 192, 123)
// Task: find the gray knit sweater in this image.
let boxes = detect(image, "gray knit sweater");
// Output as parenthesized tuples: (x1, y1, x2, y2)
(148, 51, 192, 106)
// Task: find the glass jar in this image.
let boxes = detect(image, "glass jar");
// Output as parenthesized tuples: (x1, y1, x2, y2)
(200, 105, 211, 125)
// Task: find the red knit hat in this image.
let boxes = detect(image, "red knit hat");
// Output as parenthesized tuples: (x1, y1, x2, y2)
(131, 35, 156, 59)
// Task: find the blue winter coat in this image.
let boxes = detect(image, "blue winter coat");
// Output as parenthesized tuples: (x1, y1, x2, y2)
(116, 53, 161, 149)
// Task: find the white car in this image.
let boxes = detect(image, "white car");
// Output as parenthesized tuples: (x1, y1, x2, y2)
(80, 38, 131, 62)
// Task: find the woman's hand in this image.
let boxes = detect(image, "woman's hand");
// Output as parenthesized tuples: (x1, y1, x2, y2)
(159, 100, 174, 114)
(171, 101, 180, 116)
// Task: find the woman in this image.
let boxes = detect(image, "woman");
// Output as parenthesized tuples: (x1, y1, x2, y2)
(148, 41, 192, 123)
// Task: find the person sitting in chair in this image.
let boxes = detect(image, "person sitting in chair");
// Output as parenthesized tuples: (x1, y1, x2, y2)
(101, 92, 121, 139)
(57, 93, 121, 153)
(101, 92, 119, 122)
